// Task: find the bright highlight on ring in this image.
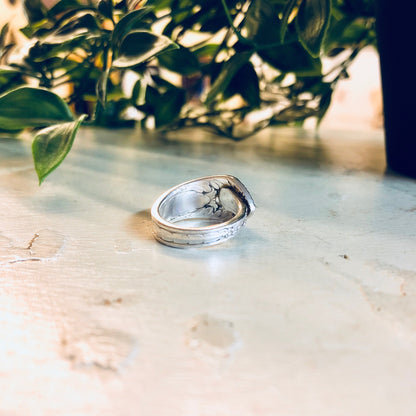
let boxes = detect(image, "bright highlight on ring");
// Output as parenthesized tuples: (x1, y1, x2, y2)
(151, 175, 255, 248)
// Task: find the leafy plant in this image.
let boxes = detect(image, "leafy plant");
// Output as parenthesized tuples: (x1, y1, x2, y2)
(0, 0, 376, 183)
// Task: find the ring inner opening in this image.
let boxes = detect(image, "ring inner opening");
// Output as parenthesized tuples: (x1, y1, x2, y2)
(159, 187, 241, 227)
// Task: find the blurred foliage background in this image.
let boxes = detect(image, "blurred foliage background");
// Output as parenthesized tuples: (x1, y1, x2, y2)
(0, 0, 377, 181)
(1, 0, 377, 137)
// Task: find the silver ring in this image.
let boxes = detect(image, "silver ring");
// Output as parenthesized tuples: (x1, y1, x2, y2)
(151, 175, 255, 248)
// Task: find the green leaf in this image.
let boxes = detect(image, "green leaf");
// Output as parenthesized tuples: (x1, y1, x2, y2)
(280, 0, 299, 42)
(40, 28, 90, 45)
(146, 0, 174, 12)
(23, 0, 48, 23)
(157, 45, 200, 75)
(145, 85, 186, 127)
(0, 23, 9, 48)
(34, 11, 100, 51)
(193, 43, 219, 61)
(162, 1, 220, 37)
(96, 68, 110, 107)
(0, 66, 23, 96)
(47, 0, 87, 18)
(205, 51, 252, 106)
(316, 87, 333, 125)
(32, 115, 86, 184)
(243, 0, 279, 44)
(155, 89, 186, 127)
(19, 19, 53, 38)
(296, 0, 331, 57)
(258, 40, 322, 75)
(98, 0, 113, 20)
(112, 30, 178, 69)
(94, 99, 134, 127)
(111, 8, 153, 48)
(0, 65, 23, 76)
(0, 87, 74, 131)
(225, 62, 260, 108)
(52, 10, 100, 36)
(243, 0, 322, 75)
(131, 79, 146, 105)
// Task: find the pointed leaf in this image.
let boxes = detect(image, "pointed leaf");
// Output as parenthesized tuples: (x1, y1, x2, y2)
(280, 0, 299, 42)
(296, 0, 331, 57)
(154, 88, 186, 127)
(48, 0, 87, 18)
(317, 87, 333, 125)
(0, 87, 74, 131)
(23, 0, 48, 23)
(157, 45, 200, 75)
(145, 85, 186, 128)
(111, 8, 153, 48)
(51, 10, 100, 37)
(98, 0, 113, 20)
(225, 62, 260, 108)
(41, 28, 90, 45)
(259, 40, 322, 75)
(131, 79, 146, 106)
(244, 0, 322, 74)
(96, 68, 110, 107)
(0, 23, 9, 48)
(193, 43, 220, 61)
(112, 30, 177, 69)
(32, 115, 86, 184)
(205, 51, 252, 106)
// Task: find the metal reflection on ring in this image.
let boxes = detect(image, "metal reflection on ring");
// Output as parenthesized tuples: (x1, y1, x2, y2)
(150, 175, 255, 248)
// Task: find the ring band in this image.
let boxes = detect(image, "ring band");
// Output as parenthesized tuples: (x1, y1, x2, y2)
(151, 175, 255, 248)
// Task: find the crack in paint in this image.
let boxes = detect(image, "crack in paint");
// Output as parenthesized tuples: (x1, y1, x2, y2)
(0, 229, 66, 267)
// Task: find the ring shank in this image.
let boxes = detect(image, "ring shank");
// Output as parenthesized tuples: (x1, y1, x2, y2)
(151, 175, 254, 248)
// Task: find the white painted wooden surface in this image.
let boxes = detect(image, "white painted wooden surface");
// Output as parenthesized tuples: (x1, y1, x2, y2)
(1, 126, 416, 416)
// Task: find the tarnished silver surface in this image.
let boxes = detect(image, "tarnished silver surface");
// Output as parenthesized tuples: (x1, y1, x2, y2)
(151, 175, 255, 248)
